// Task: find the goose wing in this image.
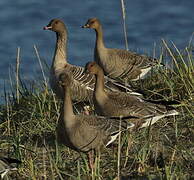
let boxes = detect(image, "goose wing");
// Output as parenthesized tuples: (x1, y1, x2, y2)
(79, 114, 134, 146)
(106, 48, 161, 80)
(67, 64, 141, 95)
(109, 49, 160, 69)
(107, 92, 168, 117)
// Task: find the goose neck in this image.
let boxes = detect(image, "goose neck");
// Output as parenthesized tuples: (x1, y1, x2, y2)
(94, 69, 105, 95)
(95, 26, 105, 50)
(52, 31, 67, 70)
(61, 86, 75, 122)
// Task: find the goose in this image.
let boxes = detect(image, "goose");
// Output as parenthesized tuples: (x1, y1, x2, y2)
(43, 19, 140, 102)
(82, 18, 162, 82)
(85, 61, 179, 127)
(0, 157, 21, 179)
(56, 72, 135, 169)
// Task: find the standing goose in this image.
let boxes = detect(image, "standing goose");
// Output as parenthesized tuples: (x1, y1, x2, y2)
(43, 19, 139, 102)
(85, 61, 179, 127)
(82, 18, 162, 82)
(57, 72, 135, 168)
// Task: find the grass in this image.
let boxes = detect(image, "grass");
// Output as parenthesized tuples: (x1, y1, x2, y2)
(0, 40, 194, 180)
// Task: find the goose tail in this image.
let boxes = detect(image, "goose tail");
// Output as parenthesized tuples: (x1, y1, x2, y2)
(140, 110, 179, 128)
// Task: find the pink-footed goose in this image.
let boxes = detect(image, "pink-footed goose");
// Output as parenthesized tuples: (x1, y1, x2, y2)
(0, 157, 21, 179)
(43, 19, 140, 102)
(82, 18, 162, 82)
(57, 72, 135, 169)
(85, 62, 179, 128)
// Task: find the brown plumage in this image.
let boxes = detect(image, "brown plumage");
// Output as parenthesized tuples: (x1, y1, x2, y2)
(57, 72, 135, 168)
(82, 18, 162, 82)
(85, 61, 179, 128)
(43, 19, 139, 102)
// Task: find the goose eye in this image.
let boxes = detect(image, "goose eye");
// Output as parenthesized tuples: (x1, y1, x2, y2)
(55, 21, 59, 24)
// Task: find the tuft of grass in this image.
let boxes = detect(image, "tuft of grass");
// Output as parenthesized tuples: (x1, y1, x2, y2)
(0, 41, 194, 179)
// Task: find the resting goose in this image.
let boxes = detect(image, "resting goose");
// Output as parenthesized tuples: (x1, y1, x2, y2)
(82, 18, 162, 82)
(85, 61, 179, 127)
(57, 72, 135, 169)
(0, 157, 21, 179)
(43, 19, 139, 102)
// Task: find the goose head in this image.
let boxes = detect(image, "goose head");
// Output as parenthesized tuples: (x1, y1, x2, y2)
(58, 72, 72, 88)
(82, 18, 101, 30)
(43, 19, 67, 33)
(85, 61, 102, 75)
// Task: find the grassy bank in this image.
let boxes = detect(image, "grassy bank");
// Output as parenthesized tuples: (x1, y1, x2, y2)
(0, 41, 194, 180)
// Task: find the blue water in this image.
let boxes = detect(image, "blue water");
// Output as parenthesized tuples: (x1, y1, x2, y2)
(0, 0, 193, 102)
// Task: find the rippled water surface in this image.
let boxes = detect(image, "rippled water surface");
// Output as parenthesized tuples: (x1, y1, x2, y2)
(0, 0, 193, 102)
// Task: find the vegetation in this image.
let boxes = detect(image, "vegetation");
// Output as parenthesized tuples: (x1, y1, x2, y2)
(0, 41, 194, 179)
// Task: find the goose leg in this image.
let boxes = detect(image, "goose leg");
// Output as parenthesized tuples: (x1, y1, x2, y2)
(87, 150, 94, 170)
